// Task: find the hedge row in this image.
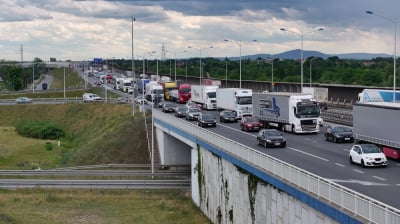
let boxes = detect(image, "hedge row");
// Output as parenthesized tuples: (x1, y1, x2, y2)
(15, 120, 65, 140)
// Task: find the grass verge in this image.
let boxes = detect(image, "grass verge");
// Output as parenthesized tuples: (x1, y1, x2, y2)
(0, 188, 211, 224)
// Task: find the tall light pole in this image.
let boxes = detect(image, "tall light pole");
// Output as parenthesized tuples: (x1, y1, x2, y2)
(366, 10, 398, 103)
(174, 51, 187, 82)
(131, 17, 136, 116)
(32, 60, 35, 93)
(280, 27, 324, 93)
(309, 57, 317, 87)
(188, 45, 213, 85)
(224, 39, 257, 88)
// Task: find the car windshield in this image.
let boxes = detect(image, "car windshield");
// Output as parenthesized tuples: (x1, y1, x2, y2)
(265, 131, 281, 137)
(202, 114, 214, 120)
(224, 111, 235, 116)
(362, 145, 381, 154)
(333, 126, 352, 132)
(246, 117, 258, 122)
(189, 108, 200, 112)
(165, 103, 174, 107)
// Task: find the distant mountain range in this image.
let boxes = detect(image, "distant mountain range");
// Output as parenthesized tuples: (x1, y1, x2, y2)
(224, 49, 391, 60)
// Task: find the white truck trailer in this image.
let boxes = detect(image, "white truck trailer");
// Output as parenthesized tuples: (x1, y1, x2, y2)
(358, 89, 400, 103)
(253, 92, 320, 134)
(145, 81, 164, 102)
(216, 88, 252, 119)
(353, 102, 400, 159)
(191, 85, 219, 110)
(302, 87, 328, 102)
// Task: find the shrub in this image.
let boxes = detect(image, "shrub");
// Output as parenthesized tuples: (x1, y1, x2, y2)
(45, 142, 53, 151)
(15, 120, 65, 140)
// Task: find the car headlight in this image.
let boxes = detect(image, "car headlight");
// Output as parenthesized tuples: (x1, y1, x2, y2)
(266, 139, 272, 143)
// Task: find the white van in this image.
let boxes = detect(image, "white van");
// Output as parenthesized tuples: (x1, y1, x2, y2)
(83, 93, 101, 102)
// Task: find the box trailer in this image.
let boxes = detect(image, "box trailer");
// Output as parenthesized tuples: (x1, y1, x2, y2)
(353, 102, 400, 159)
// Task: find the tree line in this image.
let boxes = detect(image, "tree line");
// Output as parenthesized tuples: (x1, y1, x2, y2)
(114, 56, 398, 87)
(0, 56, 397, 91)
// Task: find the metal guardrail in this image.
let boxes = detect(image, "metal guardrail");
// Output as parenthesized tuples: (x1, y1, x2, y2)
(153, 109, 400, 224)
(321, 109, 353, 126)
(0, 98, 132, 104)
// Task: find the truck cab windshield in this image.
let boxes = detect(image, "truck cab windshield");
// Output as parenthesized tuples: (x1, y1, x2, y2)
(207, 92, 216, 98)
(236, 96, 252, 105)
(295, 105, 319, 118)
(180, 88, 190, 93)
(153, 89, 164, 94)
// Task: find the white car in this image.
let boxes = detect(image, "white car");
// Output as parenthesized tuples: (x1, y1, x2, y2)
(349, 144, 388, 167)
(82, 93, 101, 102)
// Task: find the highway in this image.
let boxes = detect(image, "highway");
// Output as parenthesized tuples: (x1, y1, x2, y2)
(2, 68, 399, 210)
(71, 69, 400, 209)
(154, 106, 400, 209)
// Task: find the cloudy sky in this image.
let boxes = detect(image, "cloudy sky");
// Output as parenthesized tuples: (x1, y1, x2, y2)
(0, 0, 399, 62)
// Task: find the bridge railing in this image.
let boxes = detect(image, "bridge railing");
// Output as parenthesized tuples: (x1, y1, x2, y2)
(154, 109, 400, 224)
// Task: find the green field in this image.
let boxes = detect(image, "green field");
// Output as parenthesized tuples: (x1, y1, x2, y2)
(0, 102, 210, 223)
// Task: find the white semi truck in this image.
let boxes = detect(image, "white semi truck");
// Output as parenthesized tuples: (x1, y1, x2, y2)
(358, 89, 400, 103)
(353, 102, 400, 159)
(216, 88, 252, 119)
(253, 92, 320, 134)
(119, 78, 133, 94)
(145, 81, 164, 102)
(191, 85, 219, 110)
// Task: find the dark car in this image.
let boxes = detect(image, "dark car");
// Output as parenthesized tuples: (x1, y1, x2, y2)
(197, 113, 217, 128)
(219, 110, 237, 123)
(324, 125, 354, 143)
(256, 129, 286, 148)
(186, 107, 202, 120)
(240, 116, 263, 132)
(174, 106, 187, 117)
(162, 103, 175, 113)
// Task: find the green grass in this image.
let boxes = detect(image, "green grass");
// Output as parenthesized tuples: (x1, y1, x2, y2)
(0, 103, 149, 169)
(0, 188, 211, 224)
(0, 77, 210, 224)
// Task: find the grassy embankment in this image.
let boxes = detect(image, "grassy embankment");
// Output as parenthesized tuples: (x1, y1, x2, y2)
(0, 68, 211, 224)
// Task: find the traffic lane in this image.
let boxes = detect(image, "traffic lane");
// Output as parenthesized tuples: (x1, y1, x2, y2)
(214, 123, 400, 208)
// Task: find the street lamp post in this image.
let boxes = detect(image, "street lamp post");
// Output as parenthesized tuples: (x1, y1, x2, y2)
(32, 61, 35, 93)
(131, 17, 136, 116)
(188, 45, 213, 85)
(224, 39, 257, 88)
(366, 10, 398, 103)
(280, 28, 324, 93)
(309, 57, 317, 87)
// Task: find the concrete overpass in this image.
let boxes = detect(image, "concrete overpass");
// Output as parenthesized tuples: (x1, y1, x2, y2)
(153, 109, 399, 224)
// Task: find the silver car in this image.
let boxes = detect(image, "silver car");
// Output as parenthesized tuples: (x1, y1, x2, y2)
(185, 107, 201, 121)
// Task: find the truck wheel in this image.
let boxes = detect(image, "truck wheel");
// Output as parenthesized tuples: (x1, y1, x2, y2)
(281, 125, 286, 132)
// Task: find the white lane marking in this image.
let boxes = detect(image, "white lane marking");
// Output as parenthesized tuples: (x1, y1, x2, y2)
(335, 163, 345, 167)
(327, 179, 389, 186)
(353, 169, 364, 174)
(287, 147, 329, 162)
(343, 148, 351, 152)
(217, 123, 257, 137)
(372, 176, 386, 181)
